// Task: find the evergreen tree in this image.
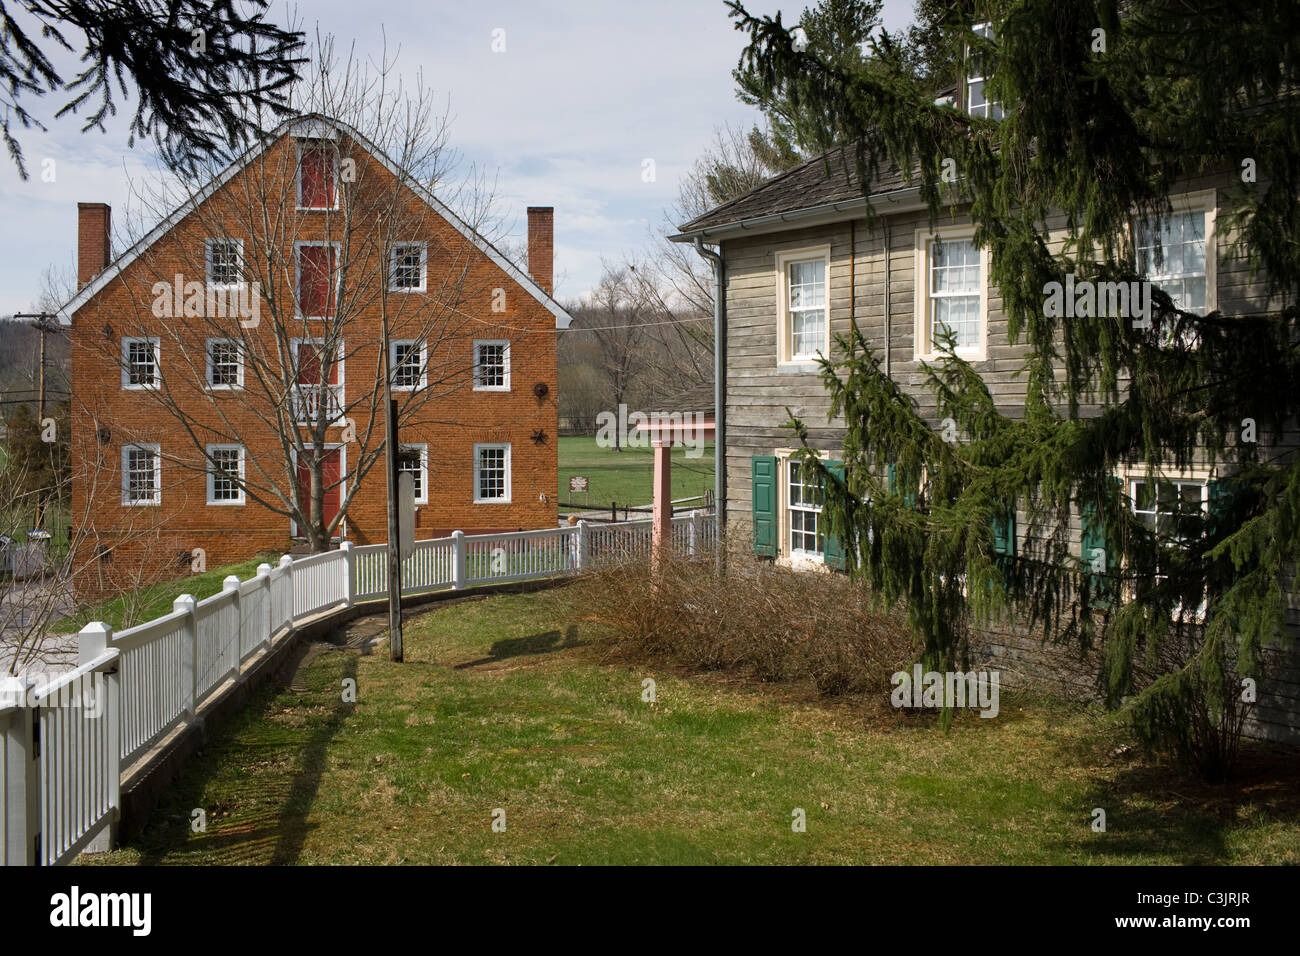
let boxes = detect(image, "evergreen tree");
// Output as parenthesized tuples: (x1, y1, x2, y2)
(0, 0, 305, 178)
(727, 0, 1300, 778)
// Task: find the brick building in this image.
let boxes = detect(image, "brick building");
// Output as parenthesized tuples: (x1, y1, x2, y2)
(58, 114, 571, 588)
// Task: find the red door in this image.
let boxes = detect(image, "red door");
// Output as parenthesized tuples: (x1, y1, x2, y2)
(297, 448, 341, 534)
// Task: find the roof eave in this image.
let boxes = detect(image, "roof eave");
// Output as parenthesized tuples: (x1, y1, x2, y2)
(668, 185, 929, 244)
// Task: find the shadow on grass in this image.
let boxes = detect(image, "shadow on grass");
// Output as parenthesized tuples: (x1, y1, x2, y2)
(1054, 740, 1300, 864)
(133, 652, 358, 866)
(453, 624, 583, 670)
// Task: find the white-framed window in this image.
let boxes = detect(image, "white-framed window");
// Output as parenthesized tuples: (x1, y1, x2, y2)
(397, 443, 428, 505)
(473, 340, 511, 391)
(914, 226, 989, 361)
(775, 247, 830, 364)
(205, 238, 244, 287)
(1135, 190, 1216, 346)
(391, 340, 427, 390)
(206, 444, 245, 505)
(966, 22, 1006, 120)
(294, 241, 340, 319)
(121, 337, 160, 389)
(296, 140, 338, 210)
(121, 444, 161, 506)
(1118, 464, 1211, 619)
(473, 443, 511, 503)
(389, 242, 427, 292)
(787, 457, 826, 558)
(205, 338, 243, 389)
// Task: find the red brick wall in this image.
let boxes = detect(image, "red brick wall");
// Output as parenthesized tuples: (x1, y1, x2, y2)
(69, 130, 559, 592)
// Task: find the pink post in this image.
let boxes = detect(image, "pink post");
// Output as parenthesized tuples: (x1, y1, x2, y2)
(652, 436, 672, 573)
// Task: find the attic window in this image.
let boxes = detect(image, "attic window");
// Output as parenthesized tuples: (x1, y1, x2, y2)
(965, 23, 1006, 121)
(298, 142, 337, 210)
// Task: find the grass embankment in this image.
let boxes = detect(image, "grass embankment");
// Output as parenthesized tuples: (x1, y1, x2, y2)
(84, 586, 1300, 865)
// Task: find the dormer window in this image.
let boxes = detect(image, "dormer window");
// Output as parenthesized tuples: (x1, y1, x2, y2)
(297, 142, 337, 210)
(965, 23, 1006, 120)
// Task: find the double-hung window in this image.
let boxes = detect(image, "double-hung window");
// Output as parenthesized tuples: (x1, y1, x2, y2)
(122, 337, 160, 389)
(398, 444, 428, 505)
(1135, 191, 1215, 347)
(966, 22, 1006, 120)
(389, 242, 426, 292)
(122, 444, 161, 505)
(391, 340, 426, 390)
(473, 340, 510, 390)
(205, 239, 243, 286)
(788, 458, 825, 558)
(1127, 472, 1209, 618)
(206, 339, 243, 389)
(776, 248, 830, 364)
(206, 445, 245, 505)
(474, 443, 511, 503)
(915, 228, 988, 360)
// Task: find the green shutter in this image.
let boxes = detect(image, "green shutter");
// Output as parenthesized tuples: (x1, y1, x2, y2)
(992, 502, 1016, 559)
(1080, 491, 1116, 608)
(823, 460, 847, 571)
(888, 462, 917, 508)
(752, 455, 777, 557)
(1207, 478, 1235, 540)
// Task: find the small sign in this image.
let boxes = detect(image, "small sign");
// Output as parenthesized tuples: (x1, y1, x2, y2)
(569, 476, 588, 493)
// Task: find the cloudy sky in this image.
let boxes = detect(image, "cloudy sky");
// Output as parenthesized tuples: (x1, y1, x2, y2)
(0, 0, 916, 315)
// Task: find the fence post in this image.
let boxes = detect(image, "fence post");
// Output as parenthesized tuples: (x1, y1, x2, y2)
(256, 564, 273, 649)
(452, 531, 467, 589)
(280, 554, 294, 628)
(78, 621, 119, 854)
(689, 509, 700, 557)
(223, 575, 241, 682)
(576, 520, 589, 572)
(340, 541, 354, 608)
(175, 594, 197, 719)
(2, 677, 39, 865)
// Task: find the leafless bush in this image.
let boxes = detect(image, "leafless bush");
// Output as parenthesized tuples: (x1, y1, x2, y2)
(563, 551, 914, 698)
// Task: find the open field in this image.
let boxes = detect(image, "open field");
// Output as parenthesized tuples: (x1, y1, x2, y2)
(83, 587, 1300, 865)
(557, 435, 714, 511)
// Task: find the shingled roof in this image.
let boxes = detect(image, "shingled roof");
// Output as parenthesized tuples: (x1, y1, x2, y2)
(674, 144, 914, 237)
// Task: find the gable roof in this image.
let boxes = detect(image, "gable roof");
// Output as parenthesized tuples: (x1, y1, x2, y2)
(57, 113, 572, 330)
(669, 144, 928, 243)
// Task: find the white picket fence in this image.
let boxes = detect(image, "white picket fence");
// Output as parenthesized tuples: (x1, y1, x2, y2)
(0, 513, 715, 866)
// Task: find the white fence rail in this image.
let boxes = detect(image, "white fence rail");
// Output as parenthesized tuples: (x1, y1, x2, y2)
(0, 513, 714, 865)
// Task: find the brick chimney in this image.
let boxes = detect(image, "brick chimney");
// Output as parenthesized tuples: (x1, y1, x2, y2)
(78, 203, 112, 288)
(527, 206, 553, 295)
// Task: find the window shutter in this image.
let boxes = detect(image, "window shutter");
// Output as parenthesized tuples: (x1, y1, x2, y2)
(752, 455, 777, 557)
(887, 462, 917, 508)
(992, 502, 1015, 560)
(823, 460, 847, 570)
(1207, 478, 1236, 540)
(1079, 483, 1119, 607)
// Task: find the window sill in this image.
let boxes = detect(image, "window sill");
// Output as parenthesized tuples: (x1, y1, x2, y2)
(121, 500, 161, 507)
(473, 498, 511, 505)
(122, 384, 160, 391)
(776, 361, 825, 374)
(206, 500, 246, 507)
(473, 385, 511, 392)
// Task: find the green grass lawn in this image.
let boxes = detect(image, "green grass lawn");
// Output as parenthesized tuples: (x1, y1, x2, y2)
(55, 555, 278, 633)
(83, 588, 1300, 865)
(558, 435, 714, 511)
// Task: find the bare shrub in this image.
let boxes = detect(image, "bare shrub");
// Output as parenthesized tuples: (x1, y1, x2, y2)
(562, 550, 914, 699)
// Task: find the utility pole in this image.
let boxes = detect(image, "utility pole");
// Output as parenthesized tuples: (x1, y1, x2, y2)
(10, 312, 61, 420)
(378, 221, 404, 661)
(11, 312, 62, 531)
